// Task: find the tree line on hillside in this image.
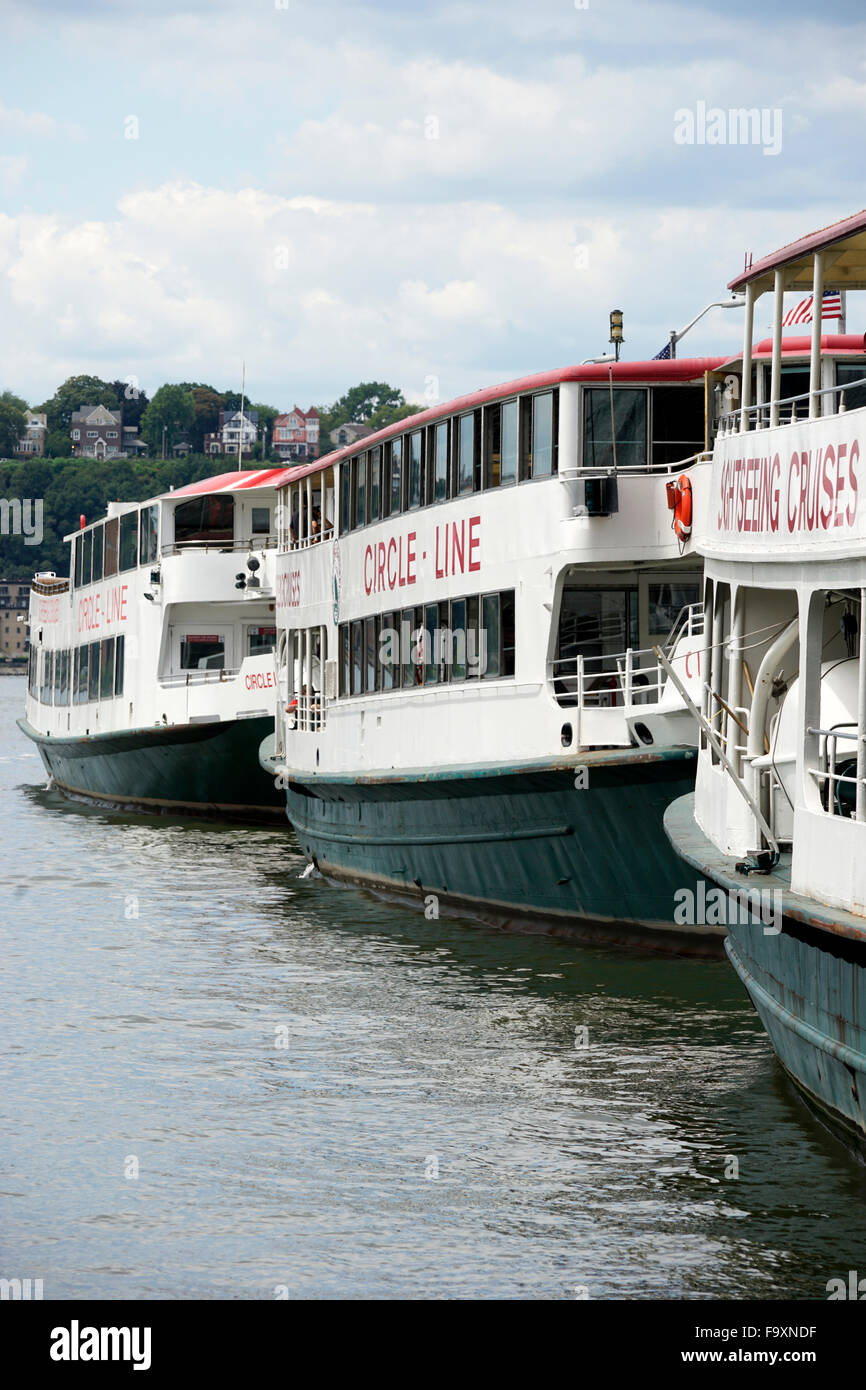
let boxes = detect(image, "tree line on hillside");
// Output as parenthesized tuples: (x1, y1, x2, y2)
(0, 379, 424, 580)
(0, 376, 421, 459)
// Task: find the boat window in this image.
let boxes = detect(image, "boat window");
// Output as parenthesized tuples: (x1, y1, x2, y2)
(500, 399, 518, 486)
(458, 413, 476, 494)
(583, 387, 647, 470)
(59, 650, 70, 706)
(531, 392, 556, 477)
(74, 534, 83, 589)
(389, 440, 403, 517)
(100, 638, 115, 699)
(355, 454, 367, 528)
(339, 623, 350, 697)
(104, 517, 119, 577)
(340, 461, 352, 535)
(75, 647, 88, 704)
(174, 495, 234, 546)
(139, 504, 159, 564)
(88, 641, 100, 701)
(180, 636, 225, 669)
(424, 603, 438, 683)
(92, 524, 104, 583)
(648, 581, 701, 637)
(465, 596, 480, 679)
(401, 607, 416, 687)
(119, 511, 138, 571)
(251, 506, 271, 536)
(369, 448, 381, 523)
(365, 616, 377, 692)
(181, 634, 224, 671)
(351, 619, 363, 695)
(451, 598, 467, 680)
(651, 386, 704, 468)
(482, 594, 501, 678)
(82, 528, 93, 586)
(433, 422, 448, 503)
(248, 626, 276, 656)
(408, 431, 422, 509)
(836, 362, 866, 412)
(501, 590, 516, 676)
(115, 635, 125, 697)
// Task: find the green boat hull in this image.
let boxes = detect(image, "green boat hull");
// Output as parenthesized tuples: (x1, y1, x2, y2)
(665, 792, 866, 1157)
(19, 714, 284, 821)
(280, 749, 723, 955)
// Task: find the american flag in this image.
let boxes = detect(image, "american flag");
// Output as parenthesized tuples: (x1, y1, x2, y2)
(781, 289, 844, 327)
(652, 342, 672, 360)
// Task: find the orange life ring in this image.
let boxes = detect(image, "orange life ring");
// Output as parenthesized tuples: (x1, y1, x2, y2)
(672, 474, 693, 542)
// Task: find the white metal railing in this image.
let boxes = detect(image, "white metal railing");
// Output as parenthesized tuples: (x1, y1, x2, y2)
(559, 449, 710, 481)
(807, 724, 861, 818)
(550, 602, 704, 709)
(718, 377, 866, 436)
(160, 537, 277, 556)
(160, 666, 240, 688)
(286, 692, 326, 732)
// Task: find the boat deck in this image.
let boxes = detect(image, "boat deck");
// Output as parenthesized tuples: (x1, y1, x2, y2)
(665, 793, 866, 946)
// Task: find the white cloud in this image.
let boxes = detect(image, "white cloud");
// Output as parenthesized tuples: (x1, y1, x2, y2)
(0, 180, 849, 410)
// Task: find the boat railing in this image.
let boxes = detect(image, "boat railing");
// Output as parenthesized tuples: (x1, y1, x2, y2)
(550, 603, 704, 710)
(287, 692, 326, 733)
(160, 667, 241, 688)
(559, 450, 711, 481)
(718, 376, 866, 437)
(160, 537, 278, 557)
(807, 723, 862, 819)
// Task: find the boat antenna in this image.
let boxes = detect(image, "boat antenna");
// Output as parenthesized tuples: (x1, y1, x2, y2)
(238, 361, 246, 471)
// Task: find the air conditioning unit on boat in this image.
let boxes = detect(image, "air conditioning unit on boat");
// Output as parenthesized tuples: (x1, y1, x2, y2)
(583, 474, 618, 517)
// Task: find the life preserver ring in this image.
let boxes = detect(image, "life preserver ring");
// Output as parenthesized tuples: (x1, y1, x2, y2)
(669, 473, 693, 543)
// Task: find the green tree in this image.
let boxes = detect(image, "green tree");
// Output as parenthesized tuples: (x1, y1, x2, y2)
(0, 391, 27, 458)
(367, 400, 421, 431)
(316, 381, 411, 441)
(140, 384, 196, 457)
(249, 401, 280, 458)
(39, 375, 121, 434)
(189, 387, 224, 453)
(109, 379, 149, 429)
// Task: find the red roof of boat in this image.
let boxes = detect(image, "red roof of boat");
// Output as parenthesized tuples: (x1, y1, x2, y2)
(729, 209, 866, 291)
(168, 468, 288, 497)
(271, 357, 727, 489)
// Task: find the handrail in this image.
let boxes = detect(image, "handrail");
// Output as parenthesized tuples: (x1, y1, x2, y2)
(160, 537, 277, 556)
(559, 450, 710, 480)
(550, 602, 704, 710)
(718, 376, 866, 435)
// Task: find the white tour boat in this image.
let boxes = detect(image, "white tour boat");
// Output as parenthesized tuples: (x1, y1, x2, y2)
(20, 468, 287, 819)
(261, 355, 735, 953)
(663, 209, 866, 1151)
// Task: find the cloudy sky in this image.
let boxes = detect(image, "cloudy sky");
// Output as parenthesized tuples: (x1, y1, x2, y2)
(1, 0, 865, 411)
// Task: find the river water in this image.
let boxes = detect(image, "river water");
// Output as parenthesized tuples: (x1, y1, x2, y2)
(1, 675, 863, 1300)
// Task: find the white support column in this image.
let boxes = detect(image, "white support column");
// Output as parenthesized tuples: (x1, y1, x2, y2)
(739, 282, 756, 432)
(810, 251, 825, 419)
(770, 270, 784, 428)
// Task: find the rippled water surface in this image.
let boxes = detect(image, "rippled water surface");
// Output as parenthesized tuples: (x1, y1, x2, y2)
(1, 677, 864, 1299)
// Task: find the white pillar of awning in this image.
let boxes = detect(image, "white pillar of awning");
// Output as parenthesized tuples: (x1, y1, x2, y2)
(809, 250, 825, 419)
(770, 270, 784, 428)
(739, 282, 756, 432)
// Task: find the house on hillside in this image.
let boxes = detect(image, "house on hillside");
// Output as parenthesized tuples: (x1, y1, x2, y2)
(203, 408, 259, 459)
(70, 405, 145, 459)
(272, 406, 320, 462)
(14, 411, 47, 458)
(328, 421, 374, 448)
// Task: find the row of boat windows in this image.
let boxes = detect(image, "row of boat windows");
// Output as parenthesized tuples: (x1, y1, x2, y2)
(338, 393, 558, 536)
(337, 589, 516, 696)
(73, 506, 159, 589)
(28, 637, 126, 706)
